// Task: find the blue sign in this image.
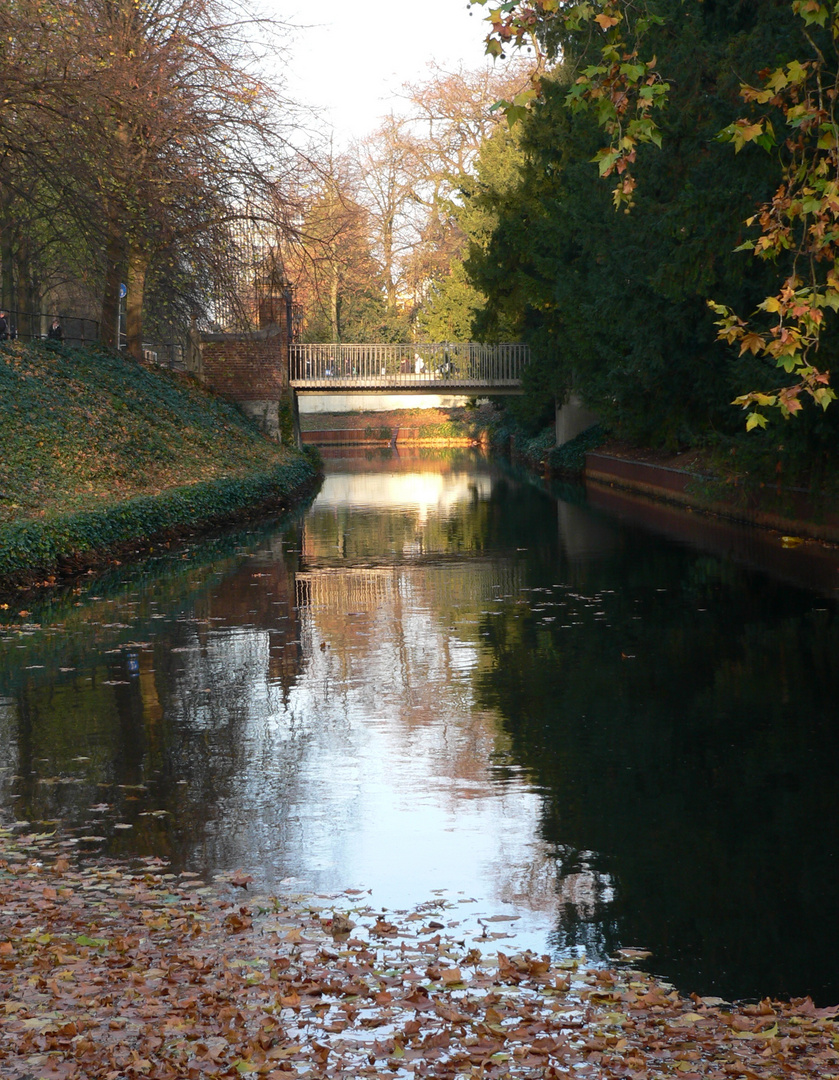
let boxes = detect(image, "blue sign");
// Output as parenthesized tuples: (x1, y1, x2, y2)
(119, 283, 127, 299)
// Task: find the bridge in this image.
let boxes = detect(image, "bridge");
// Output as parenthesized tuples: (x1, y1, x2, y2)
(289, 342, 529, 394)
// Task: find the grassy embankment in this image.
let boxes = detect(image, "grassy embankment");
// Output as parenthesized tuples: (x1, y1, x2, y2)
(300, 405, 496, 444)
(302, 405, 606, 474)
(0, 341, 319, 592)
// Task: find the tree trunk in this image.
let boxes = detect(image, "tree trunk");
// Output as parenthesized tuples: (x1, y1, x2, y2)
(30, 270, 41, 340)
(125, 242, 148, 360)
(330, 262, 340, 343)
(14, 235, 31, 340)
(382, 213, 397, 316)
(0, 209, 15, 315)
(101, 211, 125, 348)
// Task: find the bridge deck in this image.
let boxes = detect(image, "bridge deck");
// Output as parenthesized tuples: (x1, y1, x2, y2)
(289, 342, 528, 394)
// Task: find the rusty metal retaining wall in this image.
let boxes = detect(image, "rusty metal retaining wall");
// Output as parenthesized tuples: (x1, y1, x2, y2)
(584, 451, 839, 544)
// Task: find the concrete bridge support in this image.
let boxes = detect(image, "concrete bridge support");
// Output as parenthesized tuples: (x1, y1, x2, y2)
(556, 393, 599, 447)
(289, 387, 301, 450)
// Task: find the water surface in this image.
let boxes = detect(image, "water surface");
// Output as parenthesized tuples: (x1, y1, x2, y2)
(1, 447, 838, 1004)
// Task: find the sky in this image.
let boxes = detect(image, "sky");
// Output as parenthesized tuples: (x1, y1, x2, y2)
(280, 0, 496, 145)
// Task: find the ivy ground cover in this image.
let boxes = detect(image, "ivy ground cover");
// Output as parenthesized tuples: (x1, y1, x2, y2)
(0, 342, 299, 526)
(0, 343, 317, 590)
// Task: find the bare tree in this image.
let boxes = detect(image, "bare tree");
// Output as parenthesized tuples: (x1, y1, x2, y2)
(344, 63, 534, 332)
(283, 155, 395, 343)
(1, 0, 300, 356)
(400, 61, 533, 202)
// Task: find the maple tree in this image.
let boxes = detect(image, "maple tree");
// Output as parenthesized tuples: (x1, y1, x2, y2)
(0, 0, 105, 326)
(352, 117, 423, 325)
(471, 0, 839, 431)
(469, 0, 670, 208)
(288, 159, 399, 344)
(282, 64, 527, 345)
(0, 0, 295, 357)
(711, 1, 839, 428)
(400, 62, 533, 329)
(69, 0, 293, 358)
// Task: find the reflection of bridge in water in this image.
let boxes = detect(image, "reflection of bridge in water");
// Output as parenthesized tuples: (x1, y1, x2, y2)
(294, 562, 524, 617)
(290, 342, 529, 394)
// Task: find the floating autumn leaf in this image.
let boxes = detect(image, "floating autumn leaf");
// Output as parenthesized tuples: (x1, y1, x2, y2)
(223, 908, 252, 933)
(732, 1021, 780, 1040)
(330, 912, 355, 935)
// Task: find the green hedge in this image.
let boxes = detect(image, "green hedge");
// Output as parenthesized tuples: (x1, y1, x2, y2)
(546, 424, 606, 474)
(0, 456, 318, 588)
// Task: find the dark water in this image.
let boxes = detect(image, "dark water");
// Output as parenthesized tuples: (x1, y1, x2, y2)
(2, 447, 839, 1005)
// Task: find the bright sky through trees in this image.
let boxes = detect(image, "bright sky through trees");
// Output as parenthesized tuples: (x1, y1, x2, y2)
(282, 0, 493, 143)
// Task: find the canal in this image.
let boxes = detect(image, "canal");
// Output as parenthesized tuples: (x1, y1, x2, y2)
(1, 448, 838, 1005)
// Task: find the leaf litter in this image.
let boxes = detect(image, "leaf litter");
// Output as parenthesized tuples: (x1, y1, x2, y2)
(0, 827, 837, 1079)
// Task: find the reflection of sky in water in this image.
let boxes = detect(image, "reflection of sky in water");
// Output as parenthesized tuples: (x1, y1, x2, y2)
(184, 553, 599, 951)
(210, 463, 614, 945)
(176, 465, 615, 950)
(0, 462, 616, 959)
(314, 471, 493, 524)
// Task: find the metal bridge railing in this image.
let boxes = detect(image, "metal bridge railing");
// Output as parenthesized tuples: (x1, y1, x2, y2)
(289, 342, 529, 386)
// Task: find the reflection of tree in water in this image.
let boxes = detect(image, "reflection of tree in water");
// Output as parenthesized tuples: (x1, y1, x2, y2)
(475, 533, 839, 1002)
(301, 461, 561, 567)
(0, 522, 310, 869)
(9, 457, 839, 1001)
(293, 562, 519, 772)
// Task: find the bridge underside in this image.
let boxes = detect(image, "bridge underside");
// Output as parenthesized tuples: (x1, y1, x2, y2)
(291, 378, 523, 395)
(287, 343, 529, 445)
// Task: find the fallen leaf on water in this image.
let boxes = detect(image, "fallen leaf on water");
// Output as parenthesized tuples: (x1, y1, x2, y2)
(731, 1022, 779, 1039)
(330, 913, 355, 935)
